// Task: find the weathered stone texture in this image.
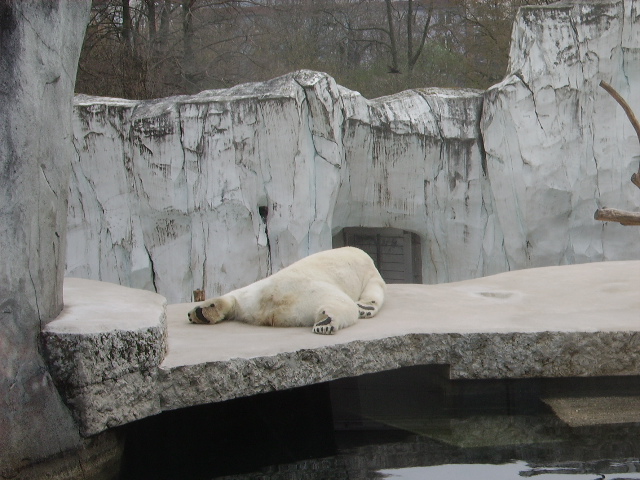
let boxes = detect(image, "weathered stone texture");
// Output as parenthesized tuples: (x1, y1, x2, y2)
(10, 432, 124, 480)
(482, 0, 640, 269)
(46, 246, 640, 436)
(69, 75, 503, 302)
(338, 87, 504, 285)
(63, 370, 162, 437)
(4, 0, 639, 458)
(159, 330, 640, 412)
(67, 2, 640, 304)
(0, 1, 91, 475)
(42, 279, 168, 436)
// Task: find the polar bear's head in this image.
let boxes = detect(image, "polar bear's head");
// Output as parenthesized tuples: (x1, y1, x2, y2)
(187, 296, 234, 324)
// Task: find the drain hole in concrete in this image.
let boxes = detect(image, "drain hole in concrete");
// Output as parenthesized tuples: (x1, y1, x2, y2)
(479, 291, 513, 299)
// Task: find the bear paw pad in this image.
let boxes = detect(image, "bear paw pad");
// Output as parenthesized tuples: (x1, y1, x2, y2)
(313, 317, 335, 335)
(357, 303, 376, 318)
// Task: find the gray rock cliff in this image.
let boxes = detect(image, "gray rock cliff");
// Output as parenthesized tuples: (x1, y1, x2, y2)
(482, 0, 640, 269)
(0, 1, 92, 476)
(69, 76, 502, 303)
(1, 0, 638, 465)
(68, 1, 640, 304)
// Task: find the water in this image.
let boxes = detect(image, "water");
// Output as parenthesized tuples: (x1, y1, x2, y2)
(119, 366, 640, 479)
(380, 462, 640, 479)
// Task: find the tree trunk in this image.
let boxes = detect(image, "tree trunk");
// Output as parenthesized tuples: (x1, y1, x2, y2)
(408, 0, 433, 74)
(182, 0, 197, 91)
(159, 0, 172, 52)
(146, 0, 157, 44)
(122, 0, 133, 50)
(385, 0, 400, 73)
(407, 0, 413, 70)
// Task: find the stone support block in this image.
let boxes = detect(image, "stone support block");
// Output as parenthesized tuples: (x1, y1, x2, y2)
(42, 278, 167, 436)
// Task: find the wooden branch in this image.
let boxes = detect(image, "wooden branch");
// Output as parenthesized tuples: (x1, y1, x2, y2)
(193, 289, 205, 302)
(600, 81, 640, 188)
(594, 207, 640, 226)
(600, 81, 640, 145)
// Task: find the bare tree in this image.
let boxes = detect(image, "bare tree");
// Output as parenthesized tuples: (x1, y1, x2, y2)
(407, 0, 433, 74)
(385, 0, 400, 73)
(181, 0, 197, 91)
(77, 0, 556, 100)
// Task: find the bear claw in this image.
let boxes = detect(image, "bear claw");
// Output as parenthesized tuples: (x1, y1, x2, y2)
(313, 324, 335, 335)
(313, 317, 335, 335)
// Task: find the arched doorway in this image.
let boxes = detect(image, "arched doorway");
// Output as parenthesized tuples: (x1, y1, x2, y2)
(333, 227, 422, 284)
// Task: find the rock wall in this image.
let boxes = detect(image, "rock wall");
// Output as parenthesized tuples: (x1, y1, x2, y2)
(482, 0, 640, 269)
(70, 75, 503, 303)
(68, 0, 640, 304)
(0, 0, 92, 475)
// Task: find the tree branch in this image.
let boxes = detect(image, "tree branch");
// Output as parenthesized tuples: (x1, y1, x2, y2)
(600, 81, 640, 149)
(594, 208, 640, 226)
(409, 1, 433, 70)
(385, 0, 399, 73)
(594, 81, 640, 225)
(600, 80, 640, 189)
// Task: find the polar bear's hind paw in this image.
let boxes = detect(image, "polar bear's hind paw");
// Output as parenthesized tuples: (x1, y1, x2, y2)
(312, 317, 335, 335)
(357, 302, 377, 318)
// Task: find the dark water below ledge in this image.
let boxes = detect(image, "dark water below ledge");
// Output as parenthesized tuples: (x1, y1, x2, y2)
(119, 366, 640, 480)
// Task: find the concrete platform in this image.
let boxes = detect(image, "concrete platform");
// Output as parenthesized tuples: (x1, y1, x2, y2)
(44, 261, 640, 436)
(159, 260, 640, 410)
(164, 260, 640, 367)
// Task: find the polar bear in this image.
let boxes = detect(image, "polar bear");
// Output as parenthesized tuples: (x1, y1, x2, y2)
(187, 247, 385, 334)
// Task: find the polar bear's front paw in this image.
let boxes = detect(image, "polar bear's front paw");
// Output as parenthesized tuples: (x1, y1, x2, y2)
(312, 316, 335, 335)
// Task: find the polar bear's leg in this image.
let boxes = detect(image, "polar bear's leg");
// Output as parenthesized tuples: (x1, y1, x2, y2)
(312, 292, 359, 335)
(357, 277, 385, 319)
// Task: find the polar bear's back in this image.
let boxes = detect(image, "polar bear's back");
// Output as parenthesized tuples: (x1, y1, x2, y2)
(228, 247, 384, 328)
(272, 247, 380, 299)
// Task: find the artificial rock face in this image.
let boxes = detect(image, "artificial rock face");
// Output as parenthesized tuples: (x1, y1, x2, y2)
(0, 0, 91, 474)
(70, 76, 500, 303)
(482, 0, 640, 270)
(68, 1, 640, 304)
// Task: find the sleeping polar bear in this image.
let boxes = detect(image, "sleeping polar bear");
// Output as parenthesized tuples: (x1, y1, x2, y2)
(187, 247, 385, 335)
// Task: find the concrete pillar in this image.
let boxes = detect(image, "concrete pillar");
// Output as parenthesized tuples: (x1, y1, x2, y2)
(0, 1, 92, 475)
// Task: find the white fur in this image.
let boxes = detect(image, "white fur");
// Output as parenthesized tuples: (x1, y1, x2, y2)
(187, 247, 386, 334)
